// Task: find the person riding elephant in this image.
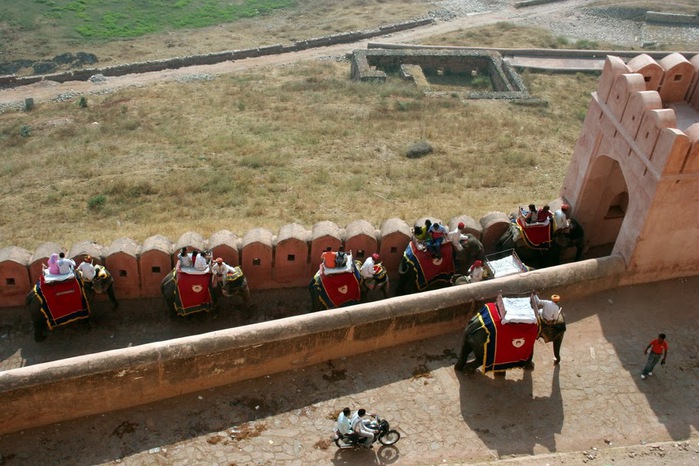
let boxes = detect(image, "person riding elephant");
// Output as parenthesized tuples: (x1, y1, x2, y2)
(496, 215, 584, 268)
(454, 233, 484, 275)
(25, 264, 117, 342)
(455, 294, 566, 373)
(359, 255, 389, 301)
(161, 264, 249, 317)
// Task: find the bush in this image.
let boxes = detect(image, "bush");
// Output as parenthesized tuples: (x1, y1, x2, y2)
(87, 194, 106, 210)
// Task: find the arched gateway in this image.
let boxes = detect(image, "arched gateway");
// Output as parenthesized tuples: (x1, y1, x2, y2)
(561, 52, 699, 283)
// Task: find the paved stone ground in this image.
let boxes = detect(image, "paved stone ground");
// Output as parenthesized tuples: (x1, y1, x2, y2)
(0, 275, 697, 465)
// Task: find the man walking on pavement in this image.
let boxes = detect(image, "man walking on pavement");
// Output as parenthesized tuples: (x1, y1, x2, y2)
(641, 333, 668, 379)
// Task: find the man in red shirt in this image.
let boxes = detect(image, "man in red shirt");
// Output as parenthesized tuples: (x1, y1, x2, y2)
(641, 333, 668, 379)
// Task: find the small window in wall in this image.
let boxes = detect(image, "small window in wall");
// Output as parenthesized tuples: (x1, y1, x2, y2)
(151, 266, 161, 274)
(390, 246, 397, 254)
(357, 249, 365, 259)
(119, 270, 127, 277)
(673, 74, 682, 81)
(644, 76, 651, 82)
(287, 254, 295, 262)
(253, 258, 261, 266)
(6, 278, 15, 286)
(605, 192, 629, 220)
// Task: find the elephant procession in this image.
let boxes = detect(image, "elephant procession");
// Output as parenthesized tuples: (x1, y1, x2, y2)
(25, 204, 583, 352)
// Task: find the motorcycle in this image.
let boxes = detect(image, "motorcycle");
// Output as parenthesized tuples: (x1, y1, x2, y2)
(333, 415, 400, 448)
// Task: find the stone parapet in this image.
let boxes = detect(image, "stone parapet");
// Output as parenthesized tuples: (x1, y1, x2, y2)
(0, 210, 560, 307)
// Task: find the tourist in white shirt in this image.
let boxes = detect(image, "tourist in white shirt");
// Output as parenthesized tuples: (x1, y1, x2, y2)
(553, 204, 571, 233)
(350, 409, 378, 447)
(57, 252, 76, 275)
(77, 255, 96, 281)
(532, 293, 562, 322)
(448, 222, 467, 251)
(211, 257, 230, 287)
(192, 250, 209, 271)
(360, 253, 380, 279)
(336, 407, 352, 436)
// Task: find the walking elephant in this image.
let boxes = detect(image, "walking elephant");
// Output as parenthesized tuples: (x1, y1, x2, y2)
(395, 240, 455, 295)
(360, 262, 390, 302)
(216, 265, 251, 312)
(496, 218, 584, 269)
(161, 268, 217, 317)
(455, 301, 566, 374)
(309, 260, 363, 311)
(25, 265, 118, 342)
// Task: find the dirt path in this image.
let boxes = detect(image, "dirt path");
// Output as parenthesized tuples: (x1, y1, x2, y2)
(0, 0, 597, 108)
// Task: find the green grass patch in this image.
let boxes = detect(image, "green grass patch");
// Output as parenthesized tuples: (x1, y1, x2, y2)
(2, 0, 296, 40)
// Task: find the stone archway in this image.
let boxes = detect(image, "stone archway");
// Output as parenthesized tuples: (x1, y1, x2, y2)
(575, 155, 629, 258)
(561, 53, 699, 283)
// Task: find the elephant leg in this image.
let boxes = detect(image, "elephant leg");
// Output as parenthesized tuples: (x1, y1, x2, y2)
(455, 338, 477, 372)
(552, 333, 564, 364)
(106, 285, 119, 309)
(33, 315, 48, 342)
(360, 284, 369, 303)
(523, 351, 535, 370)
(381, 282, 390, 299)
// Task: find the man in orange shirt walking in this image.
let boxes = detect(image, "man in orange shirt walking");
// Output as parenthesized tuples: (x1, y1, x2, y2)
(641, 333, 668, 379)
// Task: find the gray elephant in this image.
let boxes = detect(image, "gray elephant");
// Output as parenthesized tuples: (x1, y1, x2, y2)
(496, 218, 584, 269)
(25, 265, 118, 342)
(215, 265, 251, 312)
(309, 260, 363, 311)
(454, 233, 485, 276)
(455, 302, 566, 374)
(161, 267, 250, 318)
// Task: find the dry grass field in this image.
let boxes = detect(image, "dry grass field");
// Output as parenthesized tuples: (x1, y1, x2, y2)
(0, 0, 696, 252)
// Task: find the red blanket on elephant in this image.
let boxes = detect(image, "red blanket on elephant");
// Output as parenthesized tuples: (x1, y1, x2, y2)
(319, 268, 362, 308)
(175, 271, 213, 316)
(478, 302, 540, 373)
(35, 275, 90, 329)
(404, 240, 454, 290)
(517, 217, 552, 249)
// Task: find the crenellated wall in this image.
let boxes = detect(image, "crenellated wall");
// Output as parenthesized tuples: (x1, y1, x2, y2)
(0, 211, 545, 308)
(562, 52, 699, 284)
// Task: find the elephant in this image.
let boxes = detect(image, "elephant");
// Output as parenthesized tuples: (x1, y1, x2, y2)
(215, 265, 251, 312)
(360, 261, 390, 302)
(25, 265, 118, 342)
(453, 234, 485, 276)
(496, 218, 584, 269)
(455, 301, 566, 374)
(309, 260, 363, 311)
(395, 240, 455, 295)
(161, 268, 217, 318)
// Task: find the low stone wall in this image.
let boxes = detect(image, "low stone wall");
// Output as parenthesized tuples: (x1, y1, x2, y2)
(0, 19, 433, 88)
(645, 11, 699, 26)
(0, 210, 532, 307)
(514, 0, 565, 8)
(0, 255, 626, 435)
(350, 48, 529, 99)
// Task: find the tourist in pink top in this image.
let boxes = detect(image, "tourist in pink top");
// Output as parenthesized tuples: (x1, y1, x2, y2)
(43, 253, 60, 275)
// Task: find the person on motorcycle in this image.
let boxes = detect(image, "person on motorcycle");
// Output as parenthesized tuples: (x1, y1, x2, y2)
(350, 409, 378, 447)
(336, 407, 351, 436)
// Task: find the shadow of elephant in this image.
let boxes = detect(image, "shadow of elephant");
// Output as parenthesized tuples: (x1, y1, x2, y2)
(457, 363, 563, 457)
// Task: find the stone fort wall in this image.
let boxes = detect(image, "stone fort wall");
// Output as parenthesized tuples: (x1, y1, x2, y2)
(0, 210, 531, 308)
(562, 52, 699, 283)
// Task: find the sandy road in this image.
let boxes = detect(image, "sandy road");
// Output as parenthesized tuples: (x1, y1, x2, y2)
(0, 0, 598, 108)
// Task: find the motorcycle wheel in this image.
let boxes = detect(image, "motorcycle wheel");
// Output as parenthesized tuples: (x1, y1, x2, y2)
(334, 436, 354, 449)
(378, 429, 400, 445)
